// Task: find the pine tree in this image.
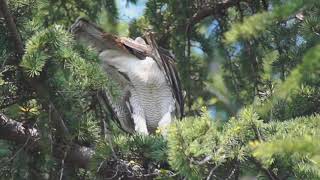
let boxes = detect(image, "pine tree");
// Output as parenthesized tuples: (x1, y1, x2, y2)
(0, 0, 320, 179)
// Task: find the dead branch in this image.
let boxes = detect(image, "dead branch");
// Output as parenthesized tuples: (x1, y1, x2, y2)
(0, 112, 94, 168)
(0, 112, 38, 145)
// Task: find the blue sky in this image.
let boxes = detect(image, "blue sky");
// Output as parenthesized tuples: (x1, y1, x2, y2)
(116, 0, 147, 22)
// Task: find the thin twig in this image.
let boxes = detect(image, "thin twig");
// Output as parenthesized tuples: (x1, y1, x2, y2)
(206, 164, 219, 180)
(59, 151, 67, 180)
(195, 155, 213, 165)
(96, 159, 107, 176)
(250, 157, 280, 180)
(252, 123, 264, 141)
(105, 164, 119, 179)
(7, 135, 32, 162)
(226, 168, 236, 180)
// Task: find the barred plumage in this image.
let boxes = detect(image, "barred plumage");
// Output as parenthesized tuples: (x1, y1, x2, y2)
(70, 17, 184, 135)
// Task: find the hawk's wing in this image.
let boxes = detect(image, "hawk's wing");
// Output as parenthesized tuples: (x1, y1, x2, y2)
(157, 47, 184, 118)
(98, 65, 135, 134)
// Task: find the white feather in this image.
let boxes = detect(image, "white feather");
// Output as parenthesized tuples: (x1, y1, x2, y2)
(99, 49, 175, 134)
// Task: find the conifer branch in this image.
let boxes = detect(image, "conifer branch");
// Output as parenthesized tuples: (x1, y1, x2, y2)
(0, 0, 70, 140)
(250, 157, 280, 180)
(28, 79, 70, 139)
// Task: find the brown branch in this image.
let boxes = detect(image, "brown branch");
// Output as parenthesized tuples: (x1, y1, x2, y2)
(0, 112, 38, 145)
(0, 112, 94, 168)
(252, 123, 265, 142)
(250, 157, 280, 180)
(187, 0, 251, 33)
(187, 7, 215, 32)
(192, 155, 212, 165)
(0, 0, 24, 65)
(206, 164, 219, 180)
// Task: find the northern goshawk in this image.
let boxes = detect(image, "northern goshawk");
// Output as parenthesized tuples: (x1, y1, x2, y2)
(70, 18, 184, 135)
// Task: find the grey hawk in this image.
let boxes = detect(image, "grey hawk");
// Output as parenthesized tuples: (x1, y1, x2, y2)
(70, 18, 184, 135)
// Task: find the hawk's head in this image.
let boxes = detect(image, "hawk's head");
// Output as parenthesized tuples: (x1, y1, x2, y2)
(70, 17, 123, 53)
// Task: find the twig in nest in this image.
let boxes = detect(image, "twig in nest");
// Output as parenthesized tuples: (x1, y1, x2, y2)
(59, 151, 67, 180)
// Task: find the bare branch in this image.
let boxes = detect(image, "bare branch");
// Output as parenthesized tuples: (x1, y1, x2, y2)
(0, 112, 94, 168)
(0, 112, 38, 145)
(206, 165, 219, 180)
(187, 0, 247, 33)
(193, 155, 212, 165)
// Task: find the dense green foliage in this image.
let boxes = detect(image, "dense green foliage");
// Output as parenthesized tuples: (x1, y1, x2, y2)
(0, 0, 319, 179)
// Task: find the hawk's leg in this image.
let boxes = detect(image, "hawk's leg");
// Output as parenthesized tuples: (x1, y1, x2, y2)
(132, 114, 149, 135)
(129, 95, 149, 135)
(158, 105, 174, 136)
